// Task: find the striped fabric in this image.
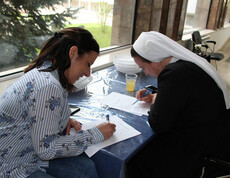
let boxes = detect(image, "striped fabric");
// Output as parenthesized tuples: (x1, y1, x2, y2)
(0, 61, 104, 178)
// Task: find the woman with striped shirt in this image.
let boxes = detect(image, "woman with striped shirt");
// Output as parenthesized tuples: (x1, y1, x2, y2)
(0, 27, 116, 178)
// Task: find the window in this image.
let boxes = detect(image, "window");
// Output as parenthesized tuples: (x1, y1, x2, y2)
(0, 0, 136, 76)
(224, 1, 230, 27)
(183, 0, 211, 34)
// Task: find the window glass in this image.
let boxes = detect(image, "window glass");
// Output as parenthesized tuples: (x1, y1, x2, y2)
(0, 0, 136, 75)
(224, 1, 230, 27)
(183, 0, 211, 34)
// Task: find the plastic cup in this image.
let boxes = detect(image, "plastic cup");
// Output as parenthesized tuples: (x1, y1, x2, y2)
(125, 73, 137, 92)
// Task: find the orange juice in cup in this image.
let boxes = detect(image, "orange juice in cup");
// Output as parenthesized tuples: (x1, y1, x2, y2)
(126, 73, 137, 92)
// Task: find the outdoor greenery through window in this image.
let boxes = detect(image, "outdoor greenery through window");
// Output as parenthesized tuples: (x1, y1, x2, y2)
(0, 0, 136, 75)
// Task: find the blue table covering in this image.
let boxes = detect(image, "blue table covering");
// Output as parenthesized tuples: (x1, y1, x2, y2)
(68, 66, 157, 178)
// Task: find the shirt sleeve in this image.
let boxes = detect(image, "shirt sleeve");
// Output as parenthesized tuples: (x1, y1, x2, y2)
(148, 67, 189, 134)
(29, 84, 104, 160)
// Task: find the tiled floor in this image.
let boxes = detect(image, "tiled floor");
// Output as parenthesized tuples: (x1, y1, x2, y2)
(214, 37, 230, 93)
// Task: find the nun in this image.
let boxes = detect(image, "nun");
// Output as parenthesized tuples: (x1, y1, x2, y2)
(127, 31, 230, 178)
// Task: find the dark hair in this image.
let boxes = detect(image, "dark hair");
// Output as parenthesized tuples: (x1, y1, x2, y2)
(130, 47, 151, 63)
(24, 27, 100, 91)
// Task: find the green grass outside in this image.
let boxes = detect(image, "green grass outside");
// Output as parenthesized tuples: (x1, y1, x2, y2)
(66, 23, 112, 49)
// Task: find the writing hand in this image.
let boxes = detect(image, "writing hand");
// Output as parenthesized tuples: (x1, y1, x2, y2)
(136, 89, 157, 104)
(97, 122, 116, 140)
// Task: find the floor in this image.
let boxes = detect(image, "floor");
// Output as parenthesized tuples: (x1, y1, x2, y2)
(212, 37, 230, 94)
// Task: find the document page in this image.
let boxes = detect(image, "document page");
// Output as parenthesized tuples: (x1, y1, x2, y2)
(100, 92, 150, 116)
(70, 115, 141, 157)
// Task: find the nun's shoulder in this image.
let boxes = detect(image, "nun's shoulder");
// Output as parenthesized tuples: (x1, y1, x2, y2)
(166, 60, 200, 73)
(159, 60, 199, 79)
(169, 60, 197, 69)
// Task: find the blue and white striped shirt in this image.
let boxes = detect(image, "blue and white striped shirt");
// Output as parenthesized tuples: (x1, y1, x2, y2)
(0, 62, 104, 177)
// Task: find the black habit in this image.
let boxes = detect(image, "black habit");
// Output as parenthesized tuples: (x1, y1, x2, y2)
(127, 60, 230, 178)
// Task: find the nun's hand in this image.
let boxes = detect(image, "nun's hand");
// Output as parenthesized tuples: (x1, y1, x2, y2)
(151, 93, 157, 104)
(136, 89, 157, 104)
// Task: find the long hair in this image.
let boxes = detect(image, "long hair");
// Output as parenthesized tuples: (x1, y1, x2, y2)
(24, 27, 100, 91)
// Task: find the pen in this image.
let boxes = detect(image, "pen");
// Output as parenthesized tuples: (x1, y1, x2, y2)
(106, 114, 110, 123)
(132, 90, 151, 105)
(70, 107, 81, 116)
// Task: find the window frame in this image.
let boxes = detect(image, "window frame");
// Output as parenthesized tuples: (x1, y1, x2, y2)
(0, 0, 137, 79)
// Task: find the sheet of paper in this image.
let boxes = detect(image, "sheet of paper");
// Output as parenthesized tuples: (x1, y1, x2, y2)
(70, 115, 141, 157)
(100, 92, 150, 116)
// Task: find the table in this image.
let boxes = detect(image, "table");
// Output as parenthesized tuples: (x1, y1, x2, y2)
(68, 66, 157, 178)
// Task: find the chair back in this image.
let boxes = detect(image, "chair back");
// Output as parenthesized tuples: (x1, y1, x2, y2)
(192, 31, 202, 45)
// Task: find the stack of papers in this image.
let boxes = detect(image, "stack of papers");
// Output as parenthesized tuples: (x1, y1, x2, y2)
(70, 116, 141, 157)
(100, 92, 151, 116)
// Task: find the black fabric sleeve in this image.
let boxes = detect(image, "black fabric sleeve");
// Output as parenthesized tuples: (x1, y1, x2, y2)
(148, 67, 189, 134)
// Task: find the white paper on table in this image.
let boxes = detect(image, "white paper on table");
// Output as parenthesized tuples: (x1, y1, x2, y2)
(100, 92, 150, 116)
(70, 115, 141, 157)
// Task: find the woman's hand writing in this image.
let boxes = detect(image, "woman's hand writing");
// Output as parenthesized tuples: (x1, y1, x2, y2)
(97, 122, 116, 140)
